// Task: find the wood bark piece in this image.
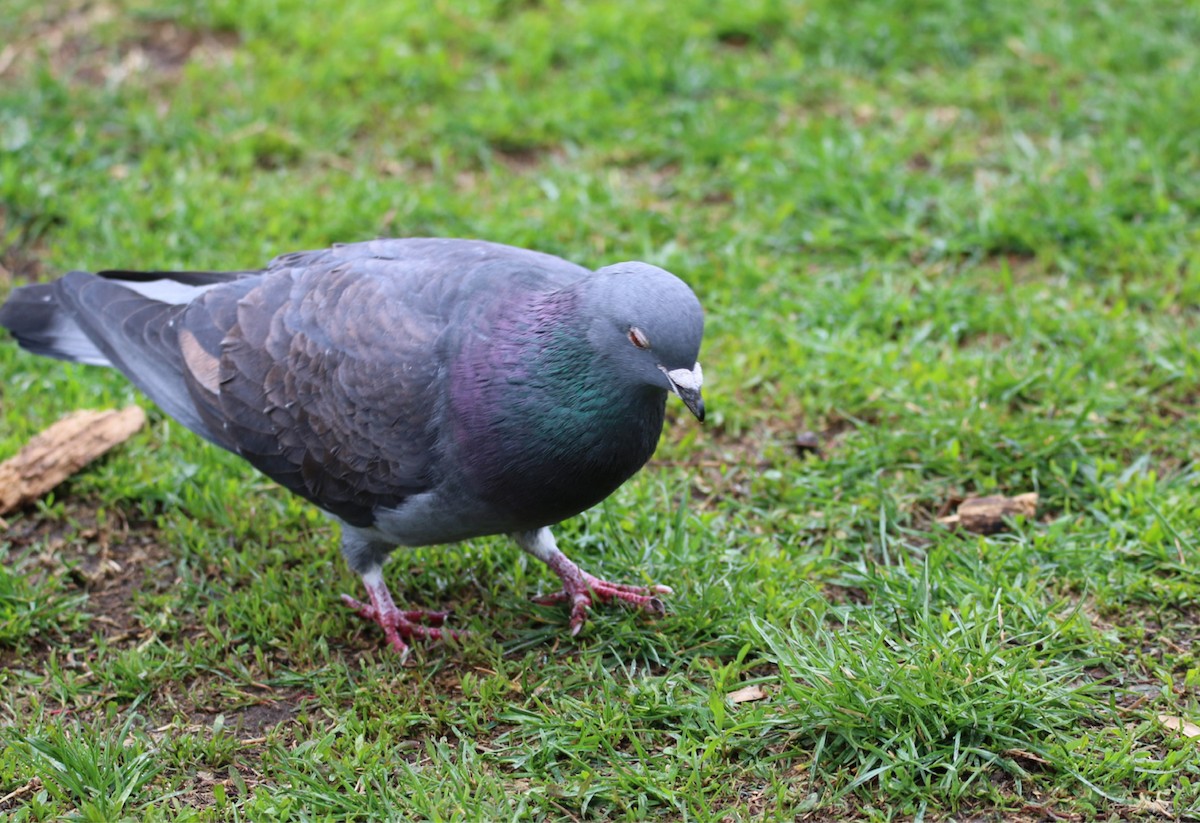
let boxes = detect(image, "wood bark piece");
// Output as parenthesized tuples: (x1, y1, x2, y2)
(0, 406, 147, 514)
(937, 492, 1038, 534)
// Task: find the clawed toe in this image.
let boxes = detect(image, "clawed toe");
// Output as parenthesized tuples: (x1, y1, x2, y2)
(343, 570, 465, 656)
(531, 590, 571, 606)
(342, 595, 450, 627)
(535, 572, 672, 634)
(515, 529, 674, 639)
(341, 593, 374, 619)
(593, 579, 674, 597)
(401, 608, 450, 626)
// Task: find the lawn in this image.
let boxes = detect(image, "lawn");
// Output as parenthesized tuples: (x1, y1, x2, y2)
(2, 0, 1199, 819)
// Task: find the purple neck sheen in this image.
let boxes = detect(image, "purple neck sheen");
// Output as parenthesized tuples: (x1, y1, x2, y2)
(447, 287, 666, 527)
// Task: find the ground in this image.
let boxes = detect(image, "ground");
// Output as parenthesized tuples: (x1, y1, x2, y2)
(2, 0, 1200, 819)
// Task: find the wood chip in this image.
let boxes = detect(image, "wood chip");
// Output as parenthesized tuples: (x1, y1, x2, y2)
(0, 407, 146, 514)
(1158, 714, 1200, 738)
(728, 684, 768, 704)
(937, 492, 1038, 534)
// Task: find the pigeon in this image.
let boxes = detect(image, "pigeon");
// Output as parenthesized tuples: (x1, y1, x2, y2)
(0, 238, 705, 655)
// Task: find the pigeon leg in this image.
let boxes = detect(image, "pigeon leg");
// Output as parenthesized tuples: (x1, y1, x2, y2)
(341, 567, 459, 656)
(514, 528, 673, 635)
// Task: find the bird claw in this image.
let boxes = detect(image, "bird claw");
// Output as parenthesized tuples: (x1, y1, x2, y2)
(341, 592, 464, 657)
(535, 573, 673, 633)
(340, 594, 451, 626)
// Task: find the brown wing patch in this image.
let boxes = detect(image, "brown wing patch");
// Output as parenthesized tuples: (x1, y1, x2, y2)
(179, 327, 220, 393)
(207, 264, 445, 526)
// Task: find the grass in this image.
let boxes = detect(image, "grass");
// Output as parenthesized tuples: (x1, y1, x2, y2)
(2, 0, 1200, 818)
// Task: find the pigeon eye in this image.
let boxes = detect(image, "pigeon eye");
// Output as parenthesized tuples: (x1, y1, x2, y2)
(628, 327, 650, 349)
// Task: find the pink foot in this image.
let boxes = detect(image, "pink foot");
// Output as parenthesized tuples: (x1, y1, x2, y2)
(535, 569, 673, 636)
(342, 569, 464, 656)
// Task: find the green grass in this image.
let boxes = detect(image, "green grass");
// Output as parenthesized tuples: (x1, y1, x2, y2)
(2, 0, 1200, 818)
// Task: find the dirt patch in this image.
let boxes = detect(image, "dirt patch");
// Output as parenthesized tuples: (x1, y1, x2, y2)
(2, 1, 117, 82)
(170, 761, 264, 813)
(0, 777, 44, 816)
(109, 18, 240, 81)
(0, 208, 53, 286)
(1, 2, 240, 88)
(181, 693, 304, 738)
(1, 497, 310, 811)
(489, 140, 554, 171)
(652, 416, 776, 507)
(654, 410, 871, 510)
(1096, 602, 1200, 671)
(0, 499, 174, 669)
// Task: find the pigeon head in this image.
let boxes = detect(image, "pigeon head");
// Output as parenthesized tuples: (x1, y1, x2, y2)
(581, 262, 706, 422)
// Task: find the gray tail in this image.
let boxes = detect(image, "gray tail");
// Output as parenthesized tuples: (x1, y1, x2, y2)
(1, 269, 250, 442)
(1, 269, 246, 366)
(1, 280, 113, 365)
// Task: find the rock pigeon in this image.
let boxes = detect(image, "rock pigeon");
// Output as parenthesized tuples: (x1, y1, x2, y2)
(0, 239, 705, 655)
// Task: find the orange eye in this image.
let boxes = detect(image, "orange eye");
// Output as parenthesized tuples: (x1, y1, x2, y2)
(628, 327, 650, 349)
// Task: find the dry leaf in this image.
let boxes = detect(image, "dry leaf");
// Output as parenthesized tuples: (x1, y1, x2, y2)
(1130, 797, 1174, 818)
(1158, 714, 1200, 738)
(727, 684, 768, 704)
(937, 492, 1038, 534)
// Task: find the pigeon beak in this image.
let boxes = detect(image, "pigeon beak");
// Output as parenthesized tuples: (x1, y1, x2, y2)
(662, 363, 705, 423)
(676, 385, 705, 423)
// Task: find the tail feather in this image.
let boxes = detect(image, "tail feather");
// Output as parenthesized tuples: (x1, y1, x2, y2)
(54, 272, 223, 442)
(1, 269, 252, 445)
(0, 281, 111, 366)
